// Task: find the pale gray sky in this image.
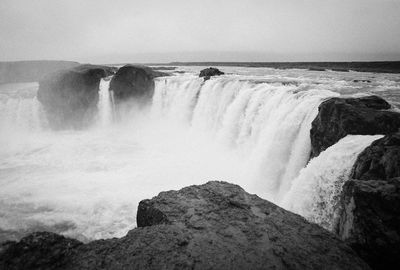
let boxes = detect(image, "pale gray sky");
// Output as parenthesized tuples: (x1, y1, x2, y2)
(1, 0, 399, 63)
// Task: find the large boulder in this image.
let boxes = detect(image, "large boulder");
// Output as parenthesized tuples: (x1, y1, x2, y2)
(310, 96, 400, 158)
(337, 178, 400, 270)
(199, 67, 224, 81)
(0, 60, 79, 84)
(109, 65, 168, 103)
(37, 64, 115, 129)
(0, 181, 369, 270)
(351, 133, 400, 180)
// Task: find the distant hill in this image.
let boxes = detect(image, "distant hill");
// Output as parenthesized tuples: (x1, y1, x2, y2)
(0, 60, 80, 84)
(164, 61, 400, 74)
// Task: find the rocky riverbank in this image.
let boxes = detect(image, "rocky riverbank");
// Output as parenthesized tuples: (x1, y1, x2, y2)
(0, 181, 370, 270)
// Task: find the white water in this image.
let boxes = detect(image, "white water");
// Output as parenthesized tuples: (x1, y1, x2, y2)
(282, 135, 383, 231)
(0, 83, 47, 133)
(0, 69, 397, 242)
(152, 76, 338, 201)
(97, 78, 114, 127)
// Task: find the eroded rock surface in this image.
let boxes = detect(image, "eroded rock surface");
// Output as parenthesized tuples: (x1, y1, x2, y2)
(351, 133, 400, 180)
(336, 132, 400, 269)
(1, 181, 369, 270)
(310, 96, 400, 158)
(37, 64, 115, 129)
(0, 232, 82, 269)
(337, 178, 400, 270)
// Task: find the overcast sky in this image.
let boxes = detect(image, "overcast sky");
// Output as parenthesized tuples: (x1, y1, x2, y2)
(1, 0, 399, 63)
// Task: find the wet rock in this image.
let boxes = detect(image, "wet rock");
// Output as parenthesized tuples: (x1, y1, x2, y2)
(109, 65, 168, 103)
(337, 178, 400, 270)
(0, 181, 370, 269)
(199, 67, 224, 81)
(310, 95, 400, 158)
(37, 64, 115, 129)
(336, 133, 400, 269)
(351, 133, 400, 180)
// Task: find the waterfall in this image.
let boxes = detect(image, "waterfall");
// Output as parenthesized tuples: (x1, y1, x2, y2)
(151, 76, 339, 202)
(281, 135, 383, 231)
(0, 84, 47, 133)
(1, 72, 393, 241)
(97, 78, 114, 127)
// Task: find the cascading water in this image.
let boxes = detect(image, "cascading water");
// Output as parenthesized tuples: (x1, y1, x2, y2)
(0, 68, 397, 242)
(281, 135, 383, 231)
(97, 78, 114, 127)
(152, 76, 339, 201)
(0, 83, 47, 133)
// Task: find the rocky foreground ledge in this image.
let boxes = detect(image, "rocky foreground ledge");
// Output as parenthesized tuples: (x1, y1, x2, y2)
(0, 181, 369, 270)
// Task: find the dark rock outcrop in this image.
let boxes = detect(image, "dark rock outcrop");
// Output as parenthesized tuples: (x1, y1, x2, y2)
(109, 65, 168, 103)
(37, 64, 115, 129)
(199, 67, 224, 81)
(336, 132, 400, 269)
(337, 178, 400, 270)
(0, 181, 369, 270)
(310, 95, 400, 158)
(0, 60, 80, 84)
(351, 133, 400, 180)
(0, 232, 82, 269)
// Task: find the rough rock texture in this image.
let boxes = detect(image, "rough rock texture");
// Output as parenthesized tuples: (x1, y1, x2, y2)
(351, 133, 400, 180)
(337, 179, 400, 270)
(336, 132, 400, 269)
(199, 67, 224, 81)
(37, 64, 115, 129)
(0, 181, 369, 270)
(109, 65, 168, 103)
(0, 60, 79, 84)
(310, 95, 400, 158)
(0, 232, 82, 269)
